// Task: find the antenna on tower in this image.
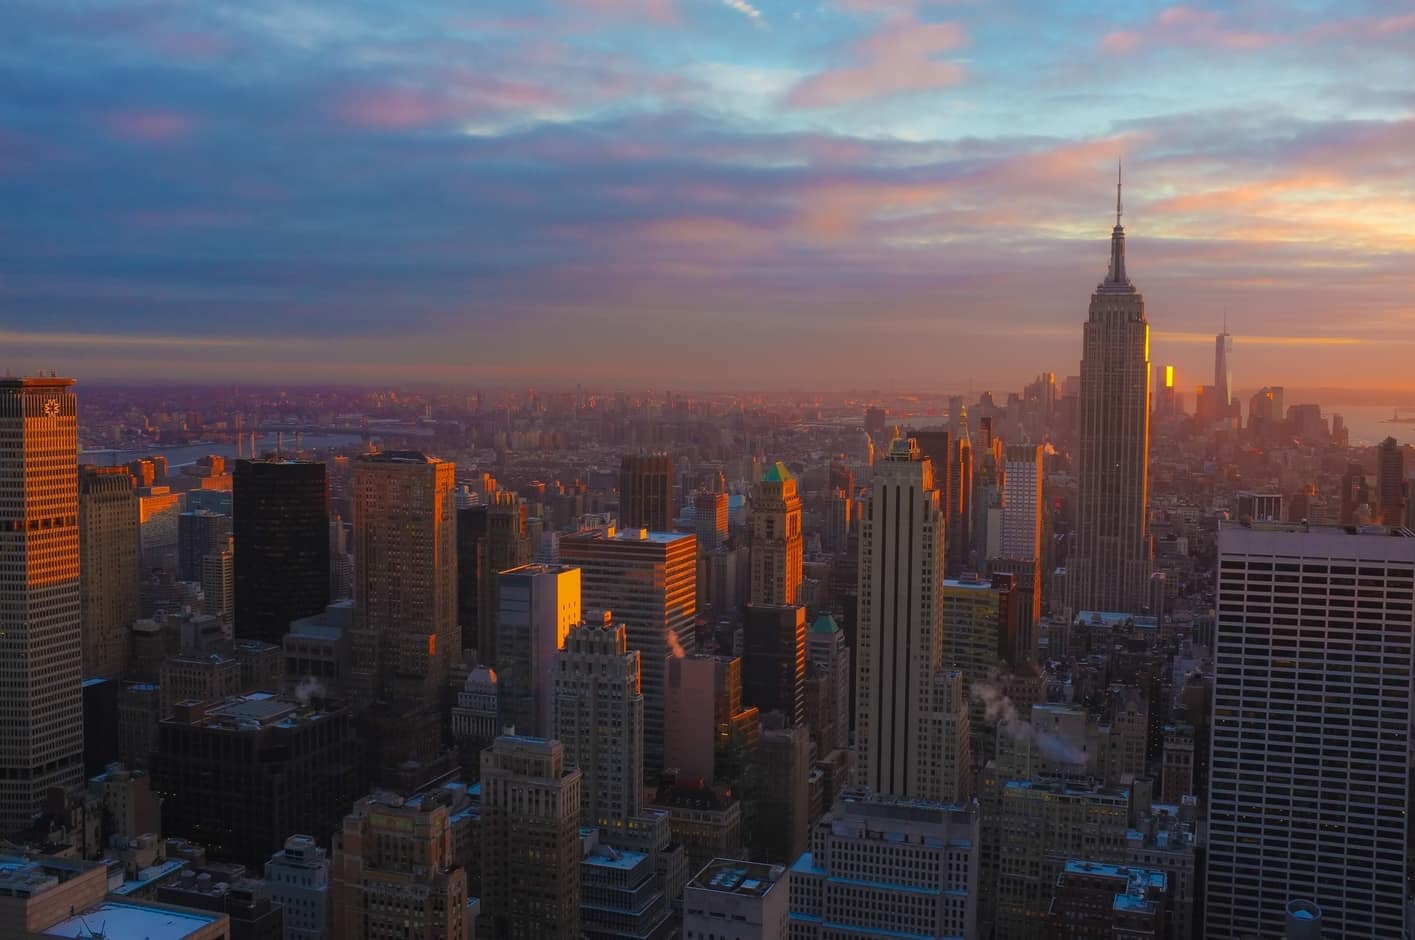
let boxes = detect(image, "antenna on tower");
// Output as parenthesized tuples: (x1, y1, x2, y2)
(1115, 158, 1123, 227)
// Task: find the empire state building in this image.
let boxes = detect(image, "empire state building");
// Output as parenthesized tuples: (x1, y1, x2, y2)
(1069, 174, 1152, 613)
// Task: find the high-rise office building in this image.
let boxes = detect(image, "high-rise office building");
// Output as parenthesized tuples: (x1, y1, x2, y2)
(741, 604, 806, 726)
(620, 453, 674, 532)
(351, 452, 457, 706)
(788, 791, 979, 939)
(695, 491, 729, 553)
(1214, 326, 1233, 407)
(177, 509, 231, 583)
(855, 436, 947, 799)
(1069, 176, 1152, 613)
(553, 615, 643, 828)
(79, 464, 140, 679)
(200, 540, 234, 628)
(476, 490, 531, 665)
(1205, 522, 1414, 938)
(1001, 444, 1044, 561)
(495, 564, 581, 737)
(805, 613, 851, 753)
(0, 377, 83, 831)
(456, 503, 489, 655)
(233, 459, 329, 645)
(332, 789, 468, 940)
(480, 736, 583, 940)
(749, 463, 802, 607)
(1376, 436, 1407, 526)
(560, 527, 696, 769)
(154, 694, 364, 869)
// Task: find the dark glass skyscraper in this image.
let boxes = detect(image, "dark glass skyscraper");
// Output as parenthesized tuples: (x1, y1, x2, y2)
(619, 453, 674, 531)
(1069, 175, 1152, 613)
(234, 459, 330, 644)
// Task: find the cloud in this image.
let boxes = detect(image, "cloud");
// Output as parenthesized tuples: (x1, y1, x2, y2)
(720, 0, 764, 25)
(787, 15, 966, 108)
(1100, 5, 1415, 56)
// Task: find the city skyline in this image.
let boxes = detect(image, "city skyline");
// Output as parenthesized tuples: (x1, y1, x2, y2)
(4, 1, 1414, 390)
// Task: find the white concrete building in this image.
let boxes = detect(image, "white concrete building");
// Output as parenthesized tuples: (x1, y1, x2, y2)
(1205, 522, 1414, 938)
(685, 858, 789, 940)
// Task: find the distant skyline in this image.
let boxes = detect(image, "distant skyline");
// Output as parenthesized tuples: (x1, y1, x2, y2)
(3, 1, 1413, 390)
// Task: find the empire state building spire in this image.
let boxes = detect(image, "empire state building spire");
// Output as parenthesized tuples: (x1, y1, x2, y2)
(1104, 160, 1130, 289)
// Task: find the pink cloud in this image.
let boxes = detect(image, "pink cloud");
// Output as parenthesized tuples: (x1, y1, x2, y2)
(1100, 31, 1142, 54)
(337, 87, 443, 130)
(1101, 5, 1415, 55)
(105, 109, 197, 143)
(787, 16, 966, 108)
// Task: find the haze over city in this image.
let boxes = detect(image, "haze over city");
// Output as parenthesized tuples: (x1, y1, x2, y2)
(4, 0, 1415, 391)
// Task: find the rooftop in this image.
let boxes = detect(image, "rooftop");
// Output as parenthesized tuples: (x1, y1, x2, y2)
(42, 901, 220, 939)
(690, 858, 784, 897)
(762, 461, 794, 484)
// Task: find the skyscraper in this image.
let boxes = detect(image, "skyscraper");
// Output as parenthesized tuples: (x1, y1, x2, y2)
(351, 452, 457, 706)
(1001, 444, 1044, 561)
(749, 462, 803, 607)
(477, 490, 531, 665)
(496, 563, 581, 737)
(855, 436, 947, 799)
(78, 464, 140, 679)
(0, 377, 83, 830)
(1376, 436, 1407, 526)
(1214, 324, 1233, 408)
(1205, 522, 1414, 938)
(553, 615, 643, 828)
(620, 453, 674, 531)
(560, 527, 696, 769)
(233, 459, 330, 645)
(694, 490, 729, 552)
(1069, 174, 1152, 613)
(177, 508, 231, 583)
(480, 736, 583, 940)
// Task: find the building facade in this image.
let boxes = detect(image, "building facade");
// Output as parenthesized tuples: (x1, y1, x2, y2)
(787, 792, 979, 939)
(855, 437, 947, 799)
(1205, 522, 1415, 938)
(685, 858, 789, 940)
(233, 459, 330, 645)
(553, 616, 644, 829)
(495, 564, 581, 737)
(351, 452, 457, 707)
(480, 736, 583, 940)
(619, 453, 674, 532)
(0, 377, 84, 830)
(560, 527, 697, 769)
(749, 463, 803, 607)
(332, 790, 468, 940)
(79, 464, 140, 679)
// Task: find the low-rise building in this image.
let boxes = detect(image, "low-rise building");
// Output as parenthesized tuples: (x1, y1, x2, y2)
(685, 858, 789, 940)
(787, 791, 979, 940)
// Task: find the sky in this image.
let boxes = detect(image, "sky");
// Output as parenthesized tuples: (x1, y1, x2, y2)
(2, 0, 1414, 395)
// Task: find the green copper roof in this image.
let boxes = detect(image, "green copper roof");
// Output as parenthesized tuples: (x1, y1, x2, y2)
(810, 613, 839, 634)
(763, 461, 794, 483)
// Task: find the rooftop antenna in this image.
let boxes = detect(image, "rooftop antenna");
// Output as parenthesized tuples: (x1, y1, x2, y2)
(1116, 158, 1123, 227)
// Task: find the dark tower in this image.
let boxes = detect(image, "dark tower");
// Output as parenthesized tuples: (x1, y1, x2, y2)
(619, 453, 674, 531)
(234, 459, 330, 644)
